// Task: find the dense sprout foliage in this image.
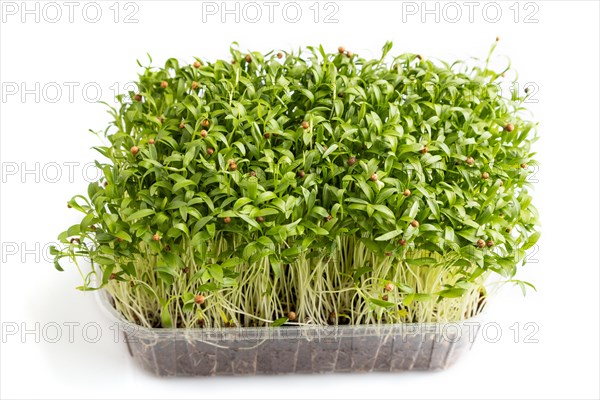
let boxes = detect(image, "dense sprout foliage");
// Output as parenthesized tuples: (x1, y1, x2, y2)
(52, 42, 540, 328)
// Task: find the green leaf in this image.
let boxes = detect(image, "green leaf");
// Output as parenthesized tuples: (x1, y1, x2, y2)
(234, 197, 253, 210)
(94, 256, 115, 266)
(53, 259, 64, 271)
(114, 231, 132, 242)
(281, 247, 302, 257)
(406, 257, 438, 267)
(183, 148, 196, 167)
(322, 144, 338, 159)
(66, 224, 80, 237)
(161, 301, 173, 328)
(521, 231, 541, 251)
(238, 213, 261, 229)
(207, 264, 223, 283)
(372, 204, 395, 220)
(439, 288, 466, 298)
(126, 209, 155, 221)
(375, 229, 402, 241)
(353, 266, 372, 282)
(172, 179, 196, 192)
(426, 198, 440, 220)
(272, 317, 288, 327)
(408, 201, 420, 219)
(369, 298, 396, 308)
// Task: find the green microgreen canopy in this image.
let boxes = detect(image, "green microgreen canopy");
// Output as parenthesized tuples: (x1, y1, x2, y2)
(52, 42, 540, 328)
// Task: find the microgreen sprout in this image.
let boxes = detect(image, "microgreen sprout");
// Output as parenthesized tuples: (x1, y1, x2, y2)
(52, 41, 540, 329)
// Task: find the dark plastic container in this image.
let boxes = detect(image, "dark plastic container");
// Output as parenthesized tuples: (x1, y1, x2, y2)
(98, 292, 482, 376)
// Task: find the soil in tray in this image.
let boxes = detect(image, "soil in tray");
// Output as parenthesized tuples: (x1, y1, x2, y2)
(257, 338, 301, 374)
(123, 323, 476, 375)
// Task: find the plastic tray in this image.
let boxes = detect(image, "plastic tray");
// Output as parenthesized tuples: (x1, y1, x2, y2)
(98, 291, 482, 376)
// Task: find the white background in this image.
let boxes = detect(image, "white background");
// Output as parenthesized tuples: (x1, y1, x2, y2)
(1, 1, 599, 399)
